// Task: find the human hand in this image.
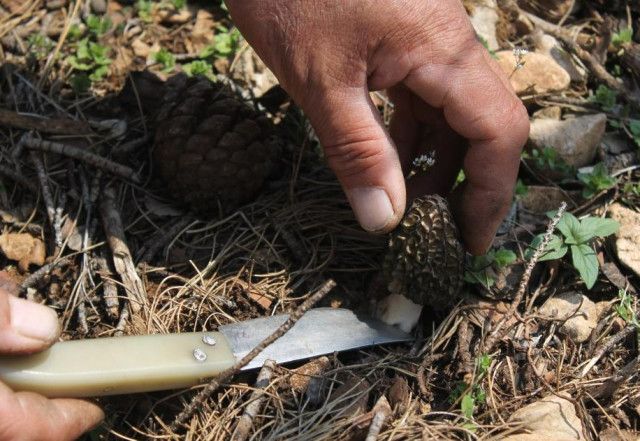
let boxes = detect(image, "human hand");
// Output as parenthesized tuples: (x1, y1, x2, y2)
(0, 272, 103, 441)
(226, 0, 529, 254)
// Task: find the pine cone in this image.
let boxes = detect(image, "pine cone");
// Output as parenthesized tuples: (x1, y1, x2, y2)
(153, 74, 280, 212)
(382, 195, 465, 308)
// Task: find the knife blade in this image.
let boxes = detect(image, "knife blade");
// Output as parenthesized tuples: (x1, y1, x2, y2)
(0, 308, 411, 397)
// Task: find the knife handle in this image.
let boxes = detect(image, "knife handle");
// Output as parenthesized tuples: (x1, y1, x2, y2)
(0, 332, 236, 397)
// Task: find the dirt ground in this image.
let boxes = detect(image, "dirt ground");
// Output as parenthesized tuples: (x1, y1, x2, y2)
(1, 0, 640, 440)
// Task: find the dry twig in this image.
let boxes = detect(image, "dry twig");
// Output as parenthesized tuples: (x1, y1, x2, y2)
(483, 202, 567, 353)
(232, 359, 278, 441)
(0, 108, 93, 134)
(99, 186, 147, 313)
(21, 133, 141, 183)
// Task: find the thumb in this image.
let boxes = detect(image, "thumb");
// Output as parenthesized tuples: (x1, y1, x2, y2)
(302, 87, 406, 233)
(0, 276, 60, 355)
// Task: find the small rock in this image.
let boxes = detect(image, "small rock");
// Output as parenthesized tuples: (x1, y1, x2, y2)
(0, 233, 46, 272)
(538, 292, 598, 343)
(131, 38, 151, 59)
(527, 114, 607, 168)
(502, 394, 584, 441)
(609, 204, 640, 278)
(533, 31, 587, 82)
(496, 50, 571, 95)
(600, 133, 635, 155)
(468, 0, 500, 51)
(288, 356, 331, 394)
(532, 106, 562, 120)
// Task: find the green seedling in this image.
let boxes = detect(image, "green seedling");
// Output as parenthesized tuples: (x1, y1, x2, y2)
(577, 162, 617, 198)
(135, 0, 154, 22)
(589, 85, 619, 113)
(612, 28, 633, 49)
(27, 33, 55, 59)
(526, 211, 620, 289)
(615, 289, 640, 329)
(182, 60, 215, 81)
(465, 246, 517, 288)
(450, 355, 492, 433)
(86, 14, 112, 37)
(515, 178, 528, 197)
(629, 119, 640, 149)
(523, 147, 575, 176)
(66, 38, 113, 91)
(152, 48, 176, 73)
(199, 25, 241, 59)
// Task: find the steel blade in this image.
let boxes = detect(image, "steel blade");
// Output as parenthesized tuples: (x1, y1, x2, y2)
(219, 308, 413, 371)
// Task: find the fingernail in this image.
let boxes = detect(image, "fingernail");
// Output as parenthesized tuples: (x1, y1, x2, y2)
(9, 295, 60, 344)
(347, 187, 395, 232)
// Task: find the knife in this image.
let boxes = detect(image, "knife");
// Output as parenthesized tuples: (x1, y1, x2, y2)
(0, 308, 411, 398)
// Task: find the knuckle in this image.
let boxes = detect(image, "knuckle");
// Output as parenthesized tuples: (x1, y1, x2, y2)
(322, 137, 388, 180)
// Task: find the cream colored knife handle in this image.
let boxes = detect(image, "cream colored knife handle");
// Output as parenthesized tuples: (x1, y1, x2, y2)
(0, 332, 236, 398)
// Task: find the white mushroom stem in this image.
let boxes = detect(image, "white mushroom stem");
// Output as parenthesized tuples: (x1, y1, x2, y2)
(376, 294, 423, 333)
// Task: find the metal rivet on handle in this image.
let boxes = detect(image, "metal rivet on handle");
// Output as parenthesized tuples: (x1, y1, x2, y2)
(193, 348, 207, 362)
(202, 335, 216, 346)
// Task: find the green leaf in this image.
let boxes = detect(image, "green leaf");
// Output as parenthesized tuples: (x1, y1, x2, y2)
(580, 217, 620, 238)
(571, 243, 599, 289)
(76, 38, 91, 60)
(612, 28, 633, 49)
(589, 85, 618, 112)
(515, 179, 528, 197)
(555, 212, 580, 244)
(525, 234, 568, 261)
(67, 55, 93, 70)
(461, 394, 475, 419)
(492, 247, 517, 268)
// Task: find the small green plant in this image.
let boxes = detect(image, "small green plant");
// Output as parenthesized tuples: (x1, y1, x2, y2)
(68, 74, 92, 93)
(523, 147, 575, 175)
(612, 28, 633, 49)
(515, 178, 528, 197)
(589, 85, 618, 113)
(200, 25, 241, 59)
(182, 59, 215, 80)
(27, 33, 55, 59)
(628, 119, 640, 149)
(135, 0, 154, 21)
(66, 37, 113, 87)
(615, 289, 639, 329)
(450, 355, 492, 433)
(85, 14, 112, 37)
(465, 246, 517, 288)
(151, 47, 176, 73)
(526, 211, 620, 289)
(577, 162, 617, 198)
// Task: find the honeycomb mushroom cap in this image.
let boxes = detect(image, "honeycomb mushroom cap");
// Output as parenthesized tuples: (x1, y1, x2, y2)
(382, 195, 465, 308)
(153, 74, 280, 213)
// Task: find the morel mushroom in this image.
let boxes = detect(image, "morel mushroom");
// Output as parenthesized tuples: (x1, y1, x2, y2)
(378, 195, 466, 331)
